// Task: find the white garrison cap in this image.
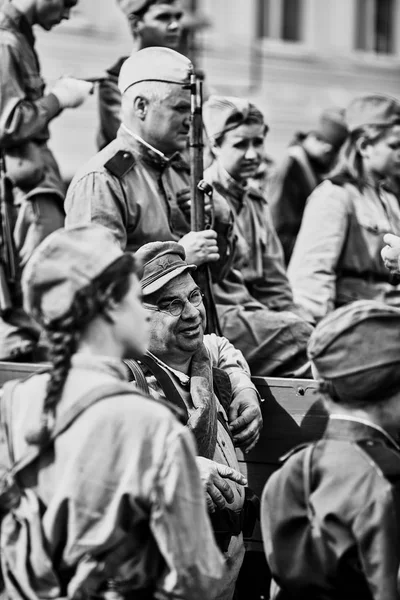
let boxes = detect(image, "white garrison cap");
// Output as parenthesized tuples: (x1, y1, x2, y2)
(118, 47, 193, 95)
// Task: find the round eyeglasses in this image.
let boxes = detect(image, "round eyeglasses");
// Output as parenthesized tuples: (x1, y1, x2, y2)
(143, 288, 204, 317)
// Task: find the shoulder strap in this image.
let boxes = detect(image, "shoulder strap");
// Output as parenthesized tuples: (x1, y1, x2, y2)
(139, 354, 189, 422)
(357, 440, 400, 483)
(104, 150, 135, 178)
(303, 444, 316, 521)
(124, 358, 149, 394)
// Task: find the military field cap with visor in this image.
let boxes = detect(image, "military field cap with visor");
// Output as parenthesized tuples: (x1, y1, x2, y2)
(203, 95, 268, 145)
(135, 241, 196, 296)
(345, 94, 400, 133)
(307, 300, 400, 404)
(22, 225, 124, 326)
(118, 47, 193, 95)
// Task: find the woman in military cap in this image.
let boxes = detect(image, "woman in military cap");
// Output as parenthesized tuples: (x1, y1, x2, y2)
(0, 224, 224, 600)
(288, 94, 400, 325)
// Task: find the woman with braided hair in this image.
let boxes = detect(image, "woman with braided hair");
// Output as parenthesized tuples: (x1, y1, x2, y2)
(0, 224, 224, 600)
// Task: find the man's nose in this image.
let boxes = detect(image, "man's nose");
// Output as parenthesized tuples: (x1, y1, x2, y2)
(168, 19, 179, 31)
(181, 299, 199, 319)
(245, 145, 258, 160)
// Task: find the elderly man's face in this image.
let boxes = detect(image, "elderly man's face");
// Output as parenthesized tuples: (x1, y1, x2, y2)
(135, 1, 183, 49)
(143, 86, 191, 155)
(145, 273, 206, 364)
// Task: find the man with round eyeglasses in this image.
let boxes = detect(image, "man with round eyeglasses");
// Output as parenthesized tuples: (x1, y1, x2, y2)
(143, 287, 203, 316)
(133, 240, 263, 600)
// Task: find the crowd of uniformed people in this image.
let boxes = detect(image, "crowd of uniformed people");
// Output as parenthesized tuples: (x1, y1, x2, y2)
(1, 0, 400, 598)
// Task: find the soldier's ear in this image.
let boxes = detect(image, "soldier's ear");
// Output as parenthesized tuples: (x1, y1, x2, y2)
(133, 96, 149, 120)
(356, 136, 371, 158)
(210, 142, 221, 159)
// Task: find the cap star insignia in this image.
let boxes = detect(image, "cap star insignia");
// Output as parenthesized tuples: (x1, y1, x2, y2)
(158, 256, 176, 270)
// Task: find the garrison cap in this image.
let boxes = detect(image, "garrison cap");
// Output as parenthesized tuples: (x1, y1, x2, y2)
(23, 225, 124, 326)
(308, 300, 400, 403)
(135, 241, 196, 296)
(345, 94, 400, 133)
(116, 0, 150, 17)
(118, 47, 193, 95)
(203, 95, 267, 144)
(313, 107, 348, 149)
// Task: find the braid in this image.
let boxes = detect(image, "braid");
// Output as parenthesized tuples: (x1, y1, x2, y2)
(25, 253, 136, 447)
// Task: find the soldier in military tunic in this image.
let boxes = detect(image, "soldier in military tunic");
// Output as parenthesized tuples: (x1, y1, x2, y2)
(261, 300, 400, 600)
(0, 0, 93, 360)
(65, 47, 232, 273)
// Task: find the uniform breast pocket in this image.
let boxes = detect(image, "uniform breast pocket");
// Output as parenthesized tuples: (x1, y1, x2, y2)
(352, 216, 388, 270)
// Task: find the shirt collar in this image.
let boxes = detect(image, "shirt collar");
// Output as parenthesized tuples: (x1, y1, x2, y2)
(119, 124, 183, 170)
(144, 351, 190, 386)
(2, 3, 35, 47)
(70, 353, 129, 381)
(211, 159, 266, 207)
(327, 415, 400, 452)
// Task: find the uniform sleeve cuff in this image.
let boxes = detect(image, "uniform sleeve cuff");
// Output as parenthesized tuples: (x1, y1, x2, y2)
(41, 93, 62, 119)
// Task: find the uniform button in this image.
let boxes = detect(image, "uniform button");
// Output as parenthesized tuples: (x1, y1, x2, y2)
(123, 152, 130, 159)
(222, 440, 226, 447)
(366, 441, 375, 446)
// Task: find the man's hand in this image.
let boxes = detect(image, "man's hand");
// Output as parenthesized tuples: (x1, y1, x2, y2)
(229, 389, 263, 454)
(51, 77, 94, 109)
(179, 230, 219, 266)
(176, 187, 213, 223)
(381, 233, 400, 274)
(196, 456, 247, 513)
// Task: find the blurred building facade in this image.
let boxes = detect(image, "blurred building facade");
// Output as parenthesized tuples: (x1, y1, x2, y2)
(34, 0, 400, 178)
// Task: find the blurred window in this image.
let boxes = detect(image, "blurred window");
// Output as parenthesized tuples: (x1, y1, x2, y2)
(355, 0, 395, 53)
(257, 0, 304, 42)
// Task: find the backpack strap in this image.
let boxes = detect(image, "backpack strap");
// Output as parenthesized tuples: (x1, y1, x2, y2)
(124, 359, 149, 394)
(302, 444, 316, 522)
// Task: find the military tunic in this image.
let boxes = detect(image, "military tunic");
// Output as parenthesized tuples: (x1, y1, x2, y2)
(204, 161, 313, 378)
(3, 354, 225, 599)
(65, 126, 232, 254)
(288, 179, 400, 325)
(261, 417, 400, 600)
(0, 3, 65, 360)
(0, 3, 64, 203)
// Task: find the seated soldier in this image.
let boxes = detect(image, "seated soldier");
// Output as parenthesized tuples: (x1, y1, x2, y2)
(261, 300, 400, 600)
(133, 240, 264, 600)
(202, 96, 313, 378)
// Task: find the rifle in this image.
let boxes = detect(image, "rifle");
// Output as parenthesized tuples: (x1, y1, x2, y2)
(189, 72, 221, 335)
(0, 150, 17, 316)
